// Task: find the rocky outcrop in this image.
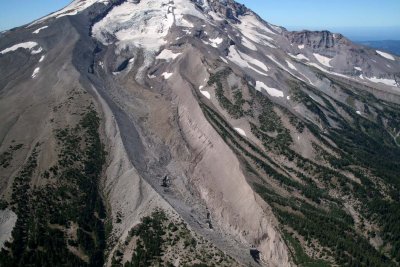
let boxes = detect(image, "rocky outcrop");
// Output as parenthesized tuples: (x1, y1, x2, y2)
(285, 30, 350, 49)
(0, 209, 17, 250)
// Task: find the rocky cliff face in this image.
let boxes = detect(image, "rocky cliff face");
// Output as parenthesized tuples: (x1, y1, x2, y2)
(285, 30, 348, 49)
(1, 0, 400, 266)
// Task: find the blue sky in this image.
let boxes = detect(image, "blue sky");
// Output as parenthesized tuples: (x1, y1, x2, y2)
(1, 0, 400, 40)
(0, 0, 71, 31)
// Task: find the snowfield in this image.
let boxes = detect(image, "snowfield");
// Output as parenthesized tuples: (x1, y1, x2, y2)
(173, 0, 206, 22)
(33, 26, 48, 34)
(92, 0, 174, 51)
(366, 76, 397, 87)
(234, 128, 247, 137)
(286, 60, 297, 70)
(200, 90, 211, 99)
(256, 81, 284, 97)
(376, 50, 395, 61)
(242, 37, 257, 51)
(92, 0, 205, 51)
(313, 53, 332, 67)
(267, 55, 312, 85)
(0, 42, 39, 54)
(208, 11, 224, 21)
(289, 53, 309, 61)
(176, 17, 194, 28)
(208, 37, 224, 48)
(307, 62, 348, 78)
(31, 67, 40, 78)
(219, 56, 228, 64)
(236, 13, 276, 47)
(156, 49, 182, 61)
(162, 72, 173, 79)
(31, 47, 43, 55)
(199, 85, 211, 99)
(227, 46, 269, 76)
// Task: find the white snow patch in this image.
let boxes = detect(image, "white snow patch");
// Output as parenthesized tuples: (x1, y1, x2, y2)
(269, 24, 283, 33)
(307, 62, 348, 78)
(313, 53, 332, 67)
(264, 41, 277, 48)
(162, 72, 173, 79)
(33, 26, 48, 34)
(366, 76, 397, 87)
(298, 44, 305, 49)
(309, 94, 319, 102)
(39, 55, 45, 63)
(234, 128, 247, 137)
(236, 13, 276, 47)
(227, 46, 269, 76)
(57, 10, 78, 18)
(0, 41, 39, 54)
(199, 85, 211, 99)
(255, 81, 284, 97)
(356, 111, 362, 115)
(200, 90, 211, 99)
(354, 67, 362, 71)
(31, 67, 40, 78)
(177, 18, 194, 28)
(173, 0, 205, 27)
(219, 56, 228, 64)
(267, 55, 312, 85)
(286, 60, 297, 70)
(376, 50, 395, 61)
(287, 95, 291, 100)
(31, 47, 43, 54)
(209, 11, 224, 21)
(241, 37, 257, 51)
(156, 49, 182, 61)
(209, 37, 223, 47)
(288, 53, 309, 61)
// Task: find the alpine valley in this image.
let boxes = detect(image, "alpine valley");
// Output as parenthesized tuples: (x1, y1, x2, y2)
(0, 0, 400, 266)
